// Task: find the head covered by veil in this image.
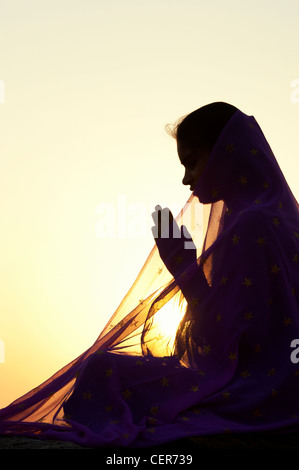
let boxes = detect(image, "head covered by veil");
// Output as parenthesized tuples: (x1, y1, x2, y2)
(1, 103, 299, 445)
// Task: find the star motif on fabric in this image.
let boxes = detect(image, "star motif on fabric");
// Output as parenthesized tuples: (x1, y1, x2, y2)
(254, 344, 261, 353)
(105, 405, 113, 412)
(225, 143, 235, 153)
(157, 267, 163, 275)
(150, 406, 159, 415)
(161, 376, 170, 387)
(240, 176, 247, 186)
(216, 314, 222, 322)
(270, 264, 280, 274)
(293, 254, 299, 263)
(135, 360, 144, 366)
(278, 201, 283, 210)
(212, 188, 220, 198)
(271, 388, 278, 398)
(221, 276, 228, 286)
(16, 403, 25, 410)
(291, 287, 296, 296)
(242, 277, 253, 287)
(105, 368, 113, 377)
(283, 317, 292, 326)
(250, 148, 258, 155)
(83, 391, 92, 401)
(232, 234, 240, 244)
(181, 416, 190, 422)
(228, 352, 237, 361)
(147, 428, 156, 434)
(244, 311, 254, 321)
(122, 433, 130, 440)
(222, 391, 231, 400)
(203, 344, 212, 355)
(122, 389, 132, 400)
(174, 255, 184, 264)
(180, 270, 188, 279)
(263, 182, 269, 189)
(198, 370, 205, 376)
(294, 231, 299, 239)
(254, 199, 262, 205)
(272, 217, 280, 227)
(257, 237, 266, 246)
(148, 417, 157, 424)
(240, 370, 250, 378)
(190, 385, 199, 392)
(139, 298, 144, 305)
(253, 409, 262, 418)
(190, 297, 199, 307)
(267, 368, 276, 377)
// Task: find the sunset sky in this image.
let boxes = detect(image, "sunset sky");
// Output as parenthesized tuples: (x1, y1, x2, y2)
(0, 0, 298, 407)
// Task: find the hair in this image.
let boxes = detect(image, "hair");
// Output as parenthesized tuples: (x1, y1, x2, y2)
(165, 101, 238, 153)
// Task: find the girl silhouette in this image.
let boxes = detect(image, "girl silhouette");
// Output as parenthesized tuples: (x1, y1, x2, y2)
(1, 102, 299, 449)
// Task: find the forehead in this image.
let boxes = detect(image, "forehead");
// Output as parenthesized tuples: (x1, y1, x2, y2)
(177, 141, 193, 162)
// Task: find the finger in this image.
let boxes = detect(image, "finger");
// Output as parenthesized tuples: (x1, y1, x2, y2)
(152, 205, 163, 224)
(181, 224, 192, 239)
(151, 210, 158, 224)
(151, 211, 162, 238)
(151, 225, 159, 239)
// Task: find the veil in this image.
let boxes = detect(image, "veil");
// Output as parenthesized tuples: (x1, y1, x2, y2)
(1, 108, 299, 445)
(0, 157, 211, 434)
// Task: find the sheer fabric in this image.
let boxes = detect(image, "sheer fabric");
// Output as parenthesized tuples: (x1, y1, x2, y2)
(1, 109, 299, 448)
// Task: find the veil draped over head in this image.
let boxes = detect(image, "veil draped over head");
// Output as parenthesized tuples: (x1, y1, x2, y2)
(1, 107, 299, 447)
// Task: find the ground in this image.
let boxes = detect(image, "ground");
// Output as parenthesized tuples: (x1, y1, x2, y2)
(1, 433, 299, 450)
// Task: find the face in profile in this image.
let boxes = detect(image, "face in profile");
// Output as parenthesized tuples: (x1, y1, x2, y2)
(177, 141, 210, 191)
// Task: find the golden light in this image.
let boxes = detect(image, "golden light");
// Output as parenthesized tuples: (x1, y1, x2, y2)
(152, 294, 187, 355)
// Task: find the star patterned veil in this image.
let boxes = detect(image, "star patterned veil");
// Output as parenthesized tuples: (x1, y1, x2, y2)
(1, 108, 299, 448)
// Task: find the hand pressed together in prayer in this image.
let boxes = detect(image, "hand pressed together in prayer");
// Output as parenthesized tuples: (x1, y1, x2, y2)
(151, 205, 197, 278)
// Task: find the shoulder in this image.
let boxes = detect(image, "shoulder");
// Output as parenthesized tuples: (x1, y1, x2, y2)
(228, 208, 268, 236)
(235, 207, 266, 224)
(222, 208, 277, 255)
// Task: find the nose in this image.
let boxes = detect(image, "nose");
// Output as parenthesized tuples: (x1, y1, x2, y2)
(182, 170, 192, 186)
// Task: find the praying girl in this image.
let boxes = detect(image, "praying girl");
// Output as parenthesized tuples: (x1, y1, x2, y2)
(1, 102, 299, 448)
